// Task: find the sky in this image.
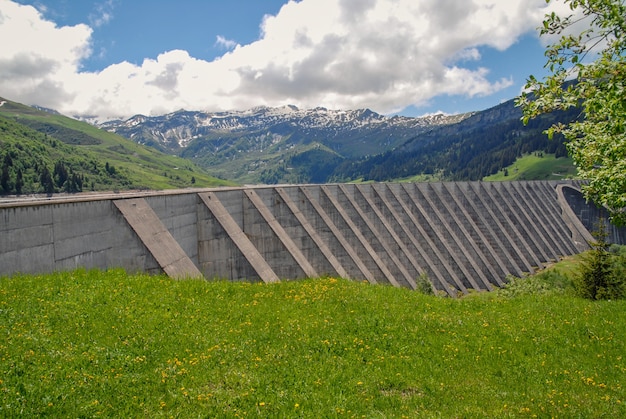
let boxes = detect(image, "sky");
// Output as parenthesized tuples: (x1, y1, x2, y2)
(0, 0, 570, 121)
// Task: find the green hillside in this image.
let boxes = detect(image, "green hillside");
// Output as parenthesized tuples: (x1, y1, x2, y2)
(483, 153, 578, 181)
(0, 98, 233, 195)
(1, 260, 625, 417)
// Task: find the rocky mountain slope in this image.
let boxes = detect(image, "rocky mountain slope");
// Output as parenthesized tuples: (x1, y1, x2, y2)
(99, 106, 472, 183)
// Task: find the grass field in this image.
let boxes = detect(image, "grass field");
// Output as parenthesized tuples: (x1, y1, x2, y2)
(483, 154, 577, 182)
(1, 267, 625, 417)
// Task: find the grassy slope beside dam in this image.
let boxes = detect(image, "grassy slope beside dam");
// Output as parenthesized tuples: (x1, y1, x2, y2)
(0, 262, 624, 417)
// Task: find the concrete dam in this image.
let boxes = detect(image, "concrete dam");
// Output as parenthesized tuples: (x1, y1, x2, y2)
(1, 180, 624, 296)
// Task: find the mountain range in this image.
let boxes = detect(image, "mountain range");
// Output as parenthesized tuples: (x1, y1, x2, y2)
(99, 106, 471, 150)
(0, 91, 579, 197)
(98, 106, 471, 183)
(98, 99, 577, 184)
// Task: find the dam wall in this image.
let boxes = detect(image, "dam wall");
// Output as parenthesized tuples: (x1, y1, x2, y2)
(2, 180, 624, 296)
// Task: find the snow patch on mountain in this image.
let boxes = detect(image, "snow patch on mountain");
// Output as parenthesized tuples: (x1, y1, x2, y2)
(100, 106, 473, 150)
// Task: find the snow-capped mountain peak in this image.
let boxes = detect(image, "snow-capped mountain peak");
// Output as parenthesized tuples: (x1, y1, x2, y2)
(99, 105, 473, 168)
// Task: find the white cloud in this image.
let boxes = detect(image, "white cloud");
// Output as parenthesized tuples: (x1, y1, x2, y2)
(0, 1, 91, 109)
(89, 0, 115, 28)
(215, 35, 239, 51)
(0, 0, 555, 120)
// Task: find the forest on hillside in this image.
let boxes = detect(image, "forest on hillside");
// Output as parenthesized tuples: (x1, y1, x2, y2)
(0, 117, 127, 195)
(328, 107, 578, 182)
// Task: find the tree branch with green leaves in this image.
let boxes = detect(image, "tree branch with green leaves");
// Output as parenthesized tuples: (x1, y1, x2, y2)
(517, 0, 626, 225)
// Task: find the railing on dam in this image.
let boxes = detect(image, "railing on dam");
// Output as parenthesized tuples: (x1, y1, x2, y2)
(1, 180, 624, 296)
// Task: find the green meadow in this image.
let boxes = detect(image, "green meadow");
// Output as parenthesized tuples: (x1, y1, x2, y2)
(483, 154, 577, 182)
(1, 267, 624, 417)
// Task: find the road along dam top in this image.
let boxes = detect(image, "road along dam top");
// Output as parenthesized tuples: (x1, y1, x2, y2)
(1, 180, 624, 296)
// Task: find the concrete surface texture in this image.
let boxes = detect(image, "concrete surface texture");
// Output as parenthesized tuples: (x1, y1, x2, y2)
(1, 180, 624, 296)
